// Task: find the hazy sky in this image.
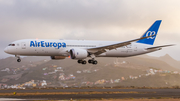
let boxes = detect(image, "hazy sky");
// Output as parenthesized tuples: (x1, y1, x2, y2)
(0, 0, 180, 60)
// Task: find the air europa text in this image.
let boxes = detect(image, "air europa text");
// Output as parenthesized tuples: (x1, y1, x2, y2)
(30, 41, 66, 49)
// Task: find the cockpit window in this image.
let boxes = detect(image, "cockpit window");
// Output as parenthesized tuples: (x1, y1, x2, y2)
(8, 44, 15, 46)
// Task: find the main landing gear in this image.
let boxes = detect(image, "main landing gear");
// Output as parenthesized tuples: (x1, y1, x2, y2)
(78, 60, 87, 64)
(88, 59, 98, 64)
(77, 59, 98, 65)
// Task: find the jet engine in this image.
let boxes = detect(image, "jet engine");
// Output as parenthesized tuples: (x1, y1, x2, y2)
(70, 49, 88, 59)
(51, 56, 66, 60)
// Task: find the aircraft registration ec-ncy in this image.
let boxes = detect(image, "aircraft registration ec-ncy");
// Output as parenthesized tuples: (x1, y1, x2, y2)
(4, 20, 174, 65)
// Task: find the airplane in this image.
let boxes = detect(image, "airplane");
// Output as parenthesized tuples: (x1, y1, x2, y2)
(4, 20, 174, 65)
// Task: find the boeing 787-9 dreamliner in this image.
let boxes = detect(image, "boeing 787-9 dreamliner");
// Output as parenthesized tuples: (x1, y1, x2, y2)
(4, 20, 174, 65)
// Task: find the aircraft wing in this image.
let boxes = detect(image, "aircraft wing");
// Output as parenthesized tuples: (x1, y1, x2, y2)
(145, 44, 175, 50)
(87, 35, 155, 55)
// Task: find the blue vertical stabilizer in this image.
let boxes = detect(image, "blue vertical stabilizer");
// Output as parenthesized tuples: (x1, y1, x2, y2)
(136, 20, 162, 45)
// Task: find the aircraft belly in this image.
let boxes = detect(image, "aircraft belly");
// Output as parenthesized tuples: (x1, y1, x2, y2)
(105, 49, 130, 57)
(100, 48, 148, 57)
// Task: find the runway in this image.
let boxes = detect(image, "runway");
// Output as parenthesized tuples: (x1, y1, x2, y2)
(1, 88, 180, 100)
(1, 88, 180, 93)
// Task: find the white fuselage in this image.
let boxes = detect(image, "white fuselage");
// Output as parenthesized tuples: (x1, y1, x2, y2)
(4, 39, 159, 58)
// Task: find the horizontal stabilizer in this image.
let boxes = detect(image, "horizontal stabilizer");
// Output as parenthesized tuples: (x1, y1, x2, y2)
(145, 44, 175, 50)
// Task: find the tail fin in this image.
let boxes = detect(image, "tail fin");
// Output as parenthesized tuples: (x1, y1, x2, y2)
(136, 20, 162, 45)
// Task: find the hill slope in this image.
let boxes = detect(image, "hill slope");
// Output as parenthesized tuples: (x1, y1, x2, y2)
(0, 56, 180, 87)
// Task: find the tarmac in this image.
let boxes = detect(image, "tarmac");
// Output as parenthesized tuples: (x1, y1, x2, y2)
(1, 88, 180, 100)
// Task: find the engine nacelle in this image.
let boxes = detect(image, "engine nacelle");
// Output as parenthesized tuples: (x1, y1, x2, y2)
(51, 56, 66, 60)
(70, 49, 88, 59)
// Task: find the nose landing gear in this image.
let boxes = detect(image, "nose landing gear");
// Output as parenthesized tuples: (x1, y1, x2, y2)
(17, 58, 21, 62)
(15, 55, 21, 62)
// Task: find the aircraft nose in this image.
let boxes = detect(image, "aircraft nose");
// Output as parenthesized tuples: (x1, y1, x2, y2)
(4, 47, 9, 53)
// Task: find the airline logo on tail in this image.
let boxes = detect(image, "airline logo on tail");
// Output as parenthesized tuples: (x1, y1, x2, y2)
(146, 31, 156, 39)
(136, 20, 162, 45)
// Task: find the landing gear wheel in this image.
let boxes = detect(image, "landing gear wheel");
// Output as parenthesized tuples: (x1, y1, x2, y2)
(88, 59, 93, 64)
(77, 60, 82, 63)
(17, 59, 21, 62)
(82, 60, 87, 64)
(92, 60, 98, 65)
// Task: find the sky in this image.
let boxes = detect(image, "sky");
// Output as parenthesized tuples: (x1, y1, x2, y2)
(0, 0, 180, 60)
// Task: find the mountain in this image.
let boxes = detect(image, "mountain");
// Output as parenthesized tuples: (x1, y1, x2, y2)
(159, 54, 180, 69)
(0, 56, 50, 69)
(139, 54, 180, 70)
(0, 55, 180, 87)
(0, 57, 30, 69)
(0, 57, 179, 86)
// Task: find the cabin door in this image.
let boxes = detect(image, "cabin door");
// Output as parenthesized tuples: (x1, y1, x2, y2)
(21, 42, 26, 49)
